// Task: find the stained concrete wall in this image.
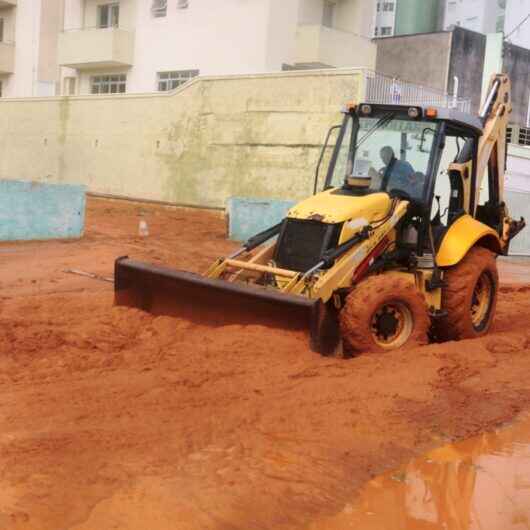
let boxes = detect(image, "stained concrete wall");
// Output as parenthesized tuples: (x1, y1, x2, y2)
(228, 197, 296, 242)
(375, 27, 487, 114)
(0, 180, 86, 241)
(0, 69, 362, 209)
(503, 42, 530, 126)
(375, 32, 452, 90)
(447, 27, 486, 113)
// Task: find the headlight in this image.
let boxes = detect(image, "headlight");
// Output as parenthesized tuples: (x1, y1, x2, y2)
(360, 104, 372, 115)
(408, 107, 420, 119)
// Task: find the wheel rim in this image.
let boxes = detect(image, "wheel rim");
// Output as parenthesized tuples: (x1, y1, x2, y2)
(371, 301, 413, 349)
(471, 271, 494, 331)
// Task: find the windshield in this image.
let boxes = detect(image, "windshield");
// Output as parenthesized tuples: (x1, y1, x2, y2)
(327, 115, 439, 202)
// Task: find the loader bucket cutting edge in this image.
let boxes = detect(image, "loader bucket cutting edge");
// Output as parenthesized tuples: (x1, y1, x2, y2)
(114, 257, 340, 355)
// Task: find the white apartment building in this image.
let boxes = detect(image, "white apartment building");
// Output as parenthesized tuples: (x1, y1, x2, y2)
(0, 0, 64, 98)
(443, 0, 505, 33)
(373, 1, 396, 36)
(504, 0, 530, 48)
(443, 0, 530, 47)
(0, 0, 377, 98)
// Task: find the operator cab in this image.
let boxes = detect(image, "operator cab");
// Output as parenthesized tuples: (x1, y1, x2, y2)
(319, 103, 484, 252)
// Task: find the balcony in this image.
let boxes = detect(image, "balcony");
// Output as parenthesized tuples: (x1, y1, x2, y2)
(0, 0, 17, 7)
(0, 42, 14, 74)
(58, 27, 134, 70)
(295, 25, 376, 69)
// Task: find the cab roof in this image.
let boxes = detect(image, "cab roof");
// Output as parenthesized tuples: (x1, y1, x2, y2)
(352, 103, 484, 136)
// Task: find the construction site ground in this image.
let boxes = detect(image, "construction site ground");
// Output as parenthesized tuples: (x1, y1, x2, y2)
(1, 197, 530, 530)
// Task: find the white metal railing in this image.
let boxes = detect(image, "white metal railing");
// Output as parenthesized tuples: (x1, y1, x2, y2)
(362, 70, 471, 113)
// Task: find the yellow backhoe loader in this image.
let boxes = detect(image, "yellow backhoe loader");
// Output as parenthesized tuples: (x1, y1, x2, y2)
(114, 74, 525, 354)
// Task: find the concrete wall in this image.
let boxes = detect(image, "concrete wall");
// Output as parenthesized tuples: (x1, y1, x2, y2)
(0, 69, 361, 208)
(505, 190, 530, 255)
(503, 42, 530, 126)
(227, 197, 296, 242)
(0, 180, 86, 241)
(447, 27, 486, 113)
(297, 0, 324, 25)
(375, 27, 487, 113)
(505, 145, 530, 255)
(333, 0, 375, 36)
(375, 31, 452, 90)
(295, 25, 376, 68)
(507, 145, 530, 193)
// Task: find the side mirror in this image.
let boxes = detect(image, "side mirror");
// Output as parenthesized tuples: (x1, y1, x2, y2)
(419, 128, 436, 153)
(314, 125, 341, 195)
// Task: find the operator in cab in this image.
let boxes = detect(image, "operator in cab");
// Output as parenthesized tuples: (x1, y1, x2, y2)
(369, 146, 424, 199)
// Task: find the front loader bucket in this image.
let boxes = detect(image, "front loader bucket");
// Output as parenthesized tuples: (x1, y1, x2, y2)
(114, 257, 340, 355)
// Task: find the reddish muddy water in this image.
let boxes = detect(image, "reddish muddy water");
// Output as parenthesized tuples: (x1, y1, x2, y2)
(310, 414, 530, 530)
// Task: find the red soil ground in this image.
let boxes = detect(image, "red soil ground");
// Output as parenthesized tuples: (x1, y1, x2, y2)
(1, 197, 530, 530)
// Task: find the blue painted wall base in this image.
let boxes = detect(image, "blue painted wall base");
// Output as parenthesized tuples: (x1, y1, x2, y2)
(0, 180, 86, 241)
(227, 197, 295, 242)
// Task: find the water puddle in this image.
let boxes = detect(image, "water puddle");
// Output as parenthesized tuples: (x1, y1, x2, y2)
(311, 414, 530, 530)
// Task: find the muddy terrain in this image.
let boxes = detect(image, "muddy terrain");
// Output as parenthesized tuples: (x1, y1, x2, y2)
(1, 198, 529, 529)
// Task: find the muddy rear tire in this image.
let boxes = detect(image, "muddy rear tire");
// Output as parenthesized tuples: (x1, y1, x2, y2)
(339, 273, 430, 354)
(440, 246, 498, 340)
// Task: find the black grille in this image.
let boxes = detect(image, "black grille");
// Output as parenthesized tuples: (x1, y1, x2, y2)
(275, 219, 340, 272)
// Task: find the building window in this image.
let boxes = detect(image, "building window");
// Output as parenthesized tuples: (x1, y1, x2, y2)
(152, 0, 167, 17)
(520, 126, 530, 147)
(383, 2, 394, 12)
(322, 1, 335, 28)
(0, 81, 3, 98)
(0, 18, 4, 42)
(374, 27, 379, 36)
(98, 3, 120, 28)
(157, 70, 199, 91)
(91, 74, 126, 94)
(381, 26, 393, 36)
(376, 2, 381, 12)
(177, 0, 189, 8)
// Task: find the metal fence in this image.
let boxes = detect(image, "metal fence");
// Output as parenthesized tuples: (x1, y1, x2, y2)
(362, 70, 471, 114)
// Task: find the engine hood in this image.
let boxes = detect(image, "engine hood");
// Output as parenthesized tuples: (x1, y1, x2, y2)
(288, 189, 392, 225)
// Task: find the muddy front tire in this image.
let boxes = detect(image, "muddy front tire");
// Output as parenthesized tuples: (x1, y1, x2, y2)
(339, 273, 430, 354)
(440, 246, 498, 340)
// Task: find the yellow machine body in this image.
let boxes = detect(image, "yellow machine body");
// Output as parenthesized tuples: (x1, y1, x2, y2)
(114, 73, 525, 355)
(436, 215, 502, 267)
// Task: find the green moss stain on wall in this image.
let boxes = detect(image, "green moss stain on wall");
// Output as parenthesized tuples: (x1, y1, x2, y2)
(0, 71, 362, 208)
(57, 97, 71, 182)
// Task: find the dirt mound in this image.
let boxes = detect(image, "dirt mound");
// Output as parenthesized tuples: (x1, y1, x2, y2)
(1, 198, 530, 530)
